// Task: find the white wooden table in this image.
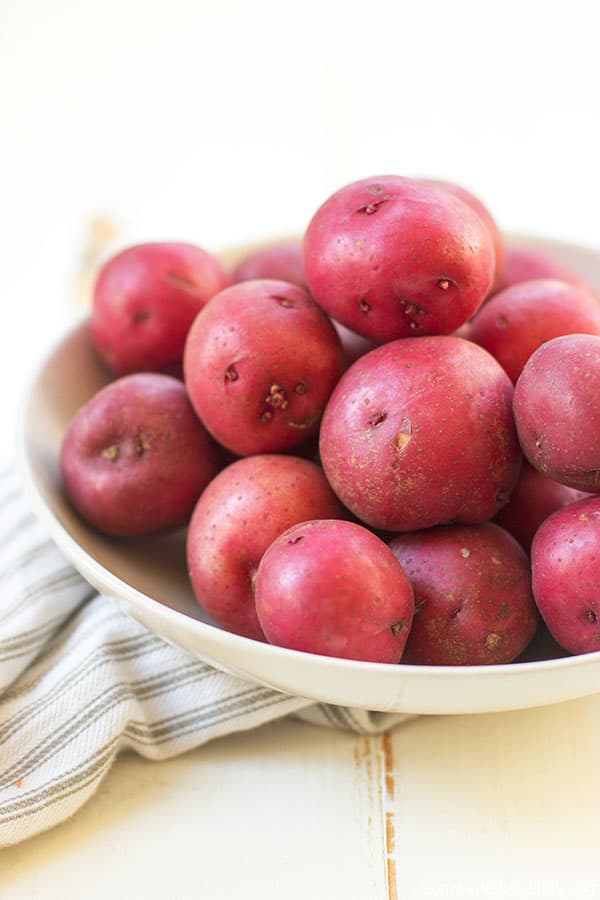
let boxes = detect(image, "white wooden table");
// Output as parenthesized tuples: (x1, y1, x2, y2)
(2, 698, 600, 898)
(3, 1, 600, 894)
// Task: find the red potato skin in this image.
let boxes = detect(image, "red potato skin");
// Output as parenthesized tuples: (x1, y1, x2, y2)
(319, 336, 522, 532)
(303, 175, 495, 343)
(513, 334, 600, 491)
(494, 461, 589, 551)
(531, 496, 600, 654)
(186, 455, 345, 641)
(422, 178, 505, 293)
(183, 279, 345, 456)
(495, 246, 595, 297)
(255, 519, 414, 662)
(92, 242, 230, 376)
(60, 374, 219, 536)
(231, 242, 305, 287)
(389, 523, 538, 666)
(470, 279, 600, 384)
(230, 243, 374, 368)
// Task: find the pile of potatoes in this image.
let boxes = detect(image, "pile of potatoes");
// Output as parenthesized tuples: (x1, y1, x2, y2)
(60, 175, 600, 665)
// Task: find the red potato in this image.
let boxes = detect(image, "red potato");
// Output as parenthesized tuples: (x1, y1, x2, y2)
(470, 278, 600, 383)
(389, 524, 538, 665)
(183, 279, 345, 456)
(303, 175, 495, 343)
(255, 519, 414, 662)
(494, 461, 589, 551)
(495, 245, 594, 296)
(532, 496, 600, 654)
(319, 336, 522, 532)
(231, 241, 305, 287)
(186, 455, 345, 641)
(513, 334, 600, 491)
(230, 241, 374, 367)
(422, 178, 505, 293)
(92, 242, 230, 376)
(60, 374, 219, 536)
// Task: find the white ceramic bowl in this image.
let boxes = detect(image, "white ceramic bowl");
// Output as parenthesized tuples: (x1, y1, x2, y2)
(17, 234, 600, 715)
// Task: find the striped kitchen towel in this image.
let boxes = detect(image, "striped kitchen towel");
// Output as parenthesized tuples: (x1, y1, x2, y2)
(0, 465, 409, 847)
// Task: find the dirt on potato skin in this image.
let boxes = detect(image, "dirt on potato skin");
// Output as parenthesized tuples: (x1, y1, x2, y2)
(60, 373, 219, 537)
(183, 279, 345, 457)
(92, 242, 231, 376)
(303, 175, 495, 343)
(255, 518, 415, 663)
(389, 522, 539, 666)
(469, 278, 600, 384)
(532, 495, 600, 655)
(514, 334, 600, 491)
(319, 335, 522, 533)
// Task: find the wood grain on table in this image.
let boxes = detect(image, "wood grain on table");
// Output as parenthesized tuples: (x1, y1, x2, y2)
(2, 696, 600, 899)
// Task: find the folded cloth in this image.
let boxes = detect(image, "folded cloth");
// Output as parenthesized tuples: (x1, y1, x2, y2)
(0, 465, 410, 847)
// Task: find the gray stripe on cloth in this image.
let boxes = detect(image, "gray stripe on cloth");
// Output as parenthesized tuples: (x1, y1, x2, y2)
(336, 705, 371, 734)
(0, 539, 55, 586)
(0, 634, 166, 745)
(316, 702, 344, 729)
(322, 703, 352, 730)
(123, 687, 295, 745)
(0, 608, 79, 652)
(2, 603, 146, 698)
(0, 661, 217, 789)
(0, 568, 85, 628)
(1, 691, 308, 825)
(0, 738, 120, 823)
(0, 513, 37, 547)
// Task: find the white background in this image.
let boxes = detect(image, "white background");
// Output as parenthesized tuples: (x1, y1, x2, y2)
(3, 3, 600, 896)
(2, 0, 600, 445)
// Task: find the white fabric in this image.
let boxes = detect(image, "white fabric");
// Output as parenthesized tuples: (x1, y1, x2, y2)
(0, 466, 410, 847)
